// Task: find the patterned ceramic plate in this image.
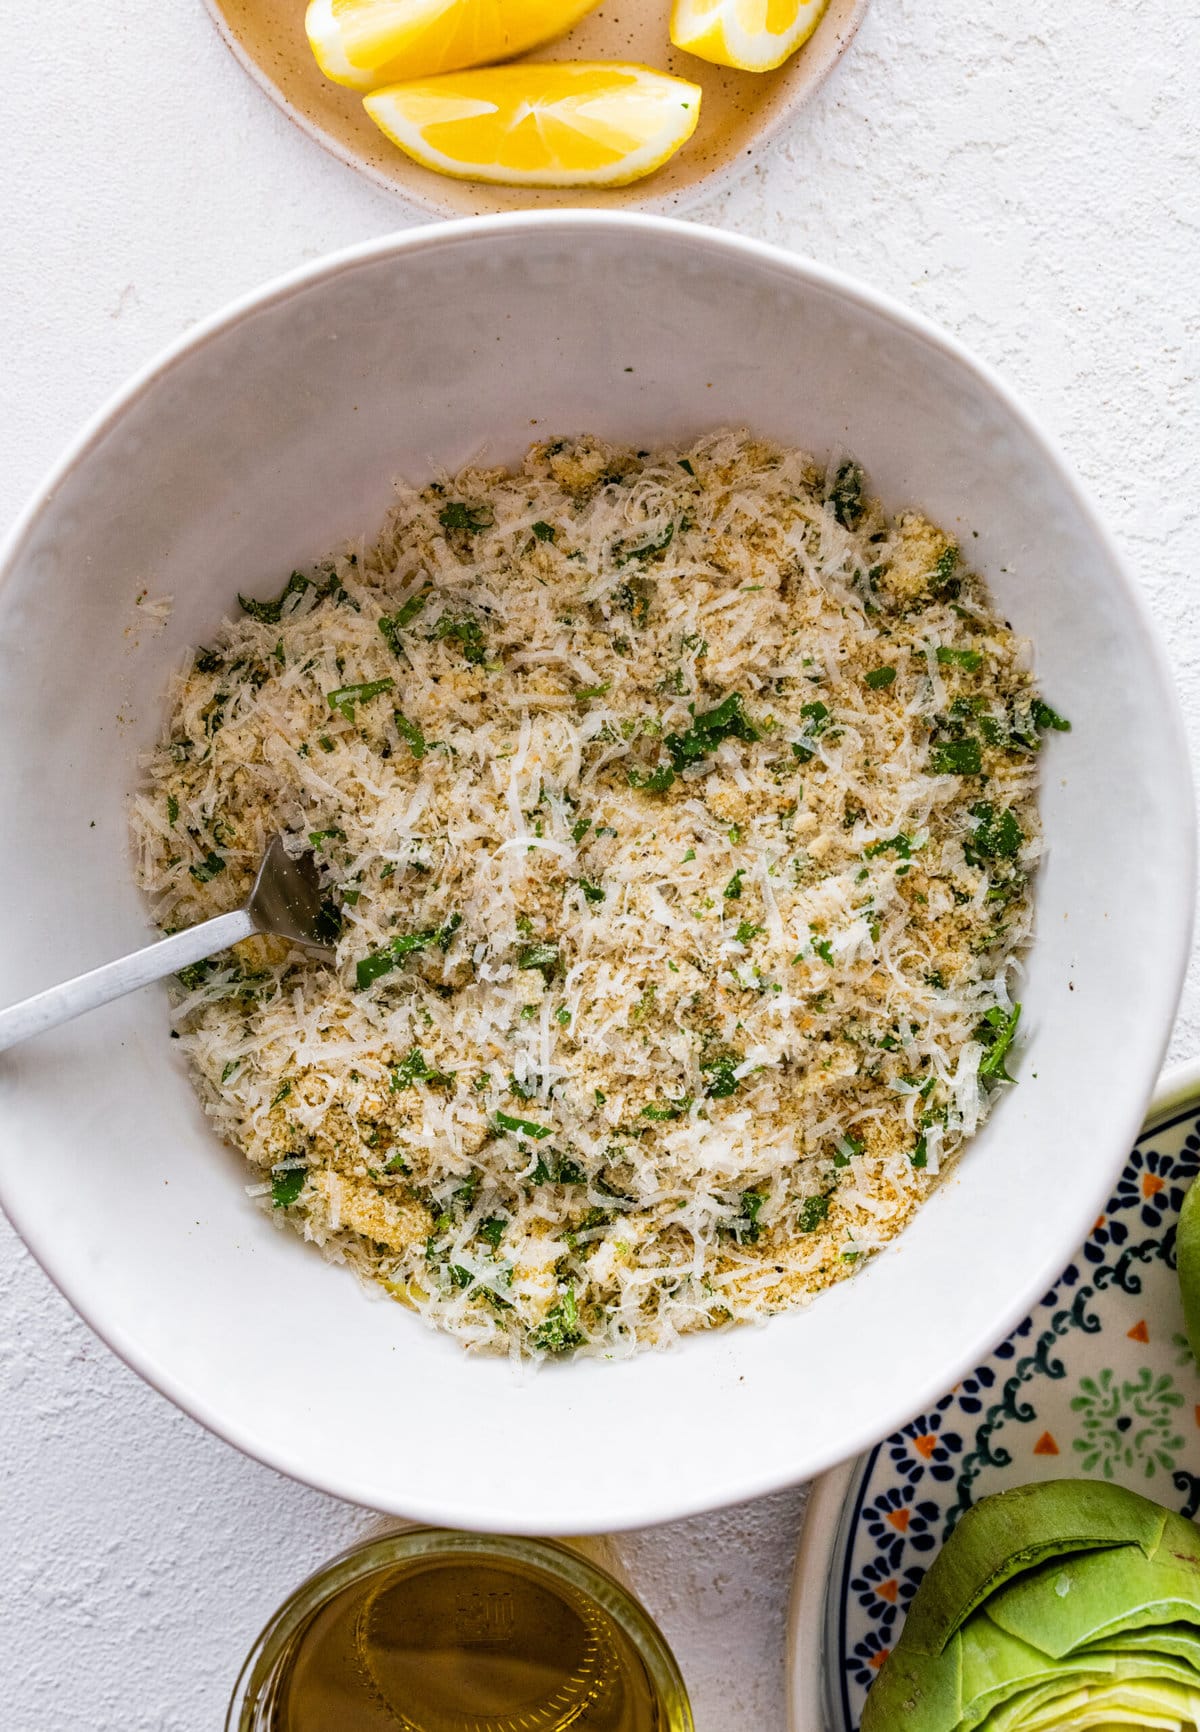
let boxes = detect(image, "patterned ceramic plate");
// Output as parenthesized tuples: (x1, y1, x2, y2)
(788, 1060, 1200, 1732)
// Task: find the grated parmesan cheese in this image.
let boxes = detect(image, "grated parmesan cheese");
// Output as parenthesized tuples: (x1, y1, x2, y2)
(130, 431, 1064, 1360)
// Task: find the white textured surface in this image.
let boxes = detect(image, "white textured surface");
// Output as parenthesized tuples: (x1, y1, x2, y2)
(1, 1, 1197, 1728)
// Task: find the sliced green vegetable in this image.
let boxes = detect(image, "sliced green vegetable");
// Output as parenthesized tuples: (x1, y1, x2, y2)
(865, 1480, 1200, 1732)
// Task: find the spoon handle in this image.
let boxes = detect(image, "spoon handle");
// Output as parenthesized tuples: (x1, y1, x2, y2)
(0, 908, 256, 1054)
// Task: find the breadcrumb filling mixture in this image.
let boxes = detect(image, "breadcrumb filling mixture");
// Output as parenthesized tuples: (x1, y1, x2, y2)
(131, 431, 1067, 1359)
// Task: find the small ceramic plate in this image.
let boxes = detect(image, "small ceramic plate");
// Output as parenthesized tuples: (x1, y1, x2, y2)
(789, 1059, 1200, 1732)
(202, 0, 869, 216)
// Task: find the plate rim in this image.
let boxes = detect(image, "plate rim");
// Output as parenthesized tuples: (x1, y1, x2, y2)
(198, 0, 873, 218)
(786, 1053, 1200, 1732)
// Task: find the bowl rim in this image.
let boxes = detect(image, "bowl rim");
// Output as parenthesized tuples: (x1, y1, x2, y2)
(785, 1053, 1200, 1732)
(0, 211, 1193, 1532)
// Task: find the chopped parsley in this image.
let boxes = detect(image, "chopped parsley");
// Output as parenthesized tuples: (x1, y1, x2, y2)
(393, 712, 425, 758)
(798, 1194, 830, 1233)
(391, 1047, 454, 1091)
(327, 677, 394, 721)
(189, 851, 226, 883)
(936, 646, 983, 671)
(518, 941, 560, 975)
(238, 570, 311, 624)
(494, 1111, 553, 1140)
(865, 666, 896, 690)
(737, 1189, 767, 1243)
(965, 802, 1022, 863)
(271, 1166, 306, 1209)
(724, 868, 745, 901)
(429, 613, 487, 666)
(578, 877, 605, 905)
(828, 460, 865, 529)
(531, 520, 556, 542)
(665, 692, 759, 772)
(977, 1003, 1021, 1086)
(928, 738, 982, 776)
(166, 794, 179, 826)
(531, 1288, 583, 1354)
(614, 521, 674, 567)
(378, 589, 430, 653)
(702, 1054, 742, 1099)
(628, 763, 676, 793)
(355, 915, 461, 990)
(438, 501, 493, 533)
(735, 920, 763, 943)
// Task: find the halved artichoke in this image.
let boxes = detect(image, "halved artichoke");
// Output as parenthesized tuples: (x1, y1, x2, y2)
(862, 1479, 1200, 1731)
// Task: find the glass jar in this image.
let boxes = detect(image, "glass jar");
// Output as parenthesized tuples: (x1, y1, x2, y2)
(228, 1528, 693, 1732)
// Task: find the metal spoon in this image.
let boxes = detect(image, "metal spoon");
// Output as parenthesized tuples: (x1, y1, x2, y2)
(0, 836, 332, 1055)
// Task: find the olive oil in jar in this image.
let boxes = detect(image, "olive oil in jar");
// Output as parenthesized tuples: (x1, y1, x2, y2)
(230, 1531, 692, 1732)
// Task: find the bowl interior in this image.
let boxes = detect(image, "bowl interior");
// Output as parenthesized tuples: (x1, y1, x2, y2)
(204, 0, 869, 215)
(0, 217, 1190, 1532)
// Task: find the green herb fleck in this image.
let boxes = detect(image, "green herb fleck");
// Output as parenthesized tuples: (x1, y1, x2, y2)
(628, 763, 676, 793)
(976, 1003, 1021, 1086)
(189, 851, 226, 883)
(928, 738, 982, 776)
(355, 915, 461, 990)
(271, 1166, 306, 1209)
(936, 646, 983, 671)
(438, 502, 493, 533)
(239, 571, 310, 624)
(327, 677, 394, 721)
(865, 666, 896, 690)
(531, 1288, 582, 1354)
(828, 461, 865, 529)
(393, 712, 425, 758)
(519, 942, 559, 976)
(798, 1194, 831, 1233)
(702, 1054, 741, 1099)
(494, 1111, 553, 1141)
(531, 520, 556, 542)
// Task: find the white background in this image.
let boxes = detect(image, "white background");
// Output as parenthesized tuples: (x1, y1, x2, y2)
(1, 2, 1198, 1727)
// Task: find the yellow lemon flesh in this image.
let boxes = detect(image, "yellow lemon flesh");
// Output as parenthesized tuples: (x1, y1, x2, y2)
(307, 0, 604, 93)
(364, 63, 703, 188)
(670, 0, 830, 73)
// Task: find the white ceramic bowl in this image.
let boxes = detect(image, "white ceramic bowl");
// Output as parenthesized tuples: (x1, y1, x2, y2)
(0, 215, 1191, 1534)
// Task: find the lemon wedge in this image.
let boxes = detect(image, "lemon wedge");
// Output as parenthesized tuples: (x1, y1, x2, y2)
(364, 64, 703, 188)
(670, 0, 830, 72)
(307, 0, 604, 93)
